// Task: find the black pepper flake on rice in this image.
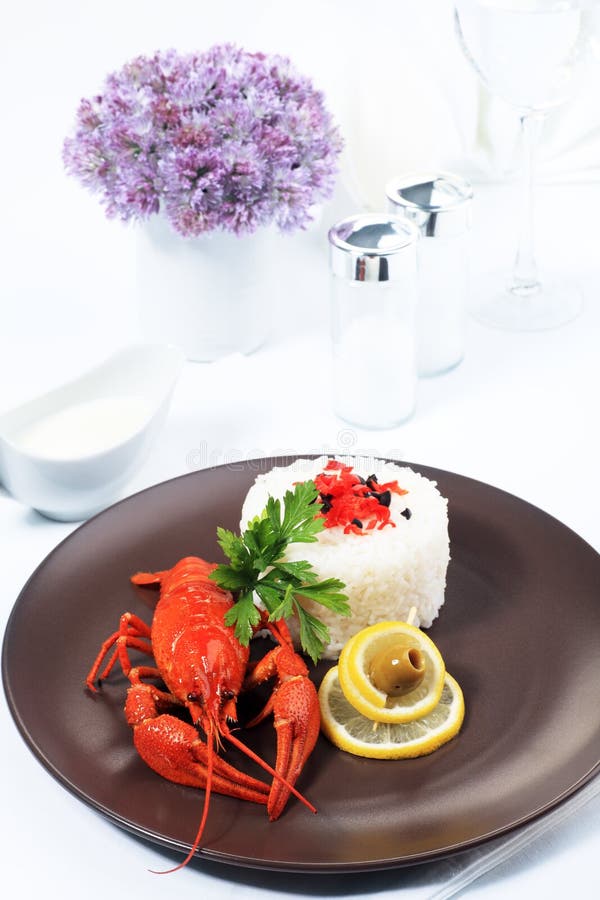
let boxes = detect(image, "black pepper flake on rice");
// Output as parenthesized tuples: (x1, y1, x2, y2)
(401, 508, 412, 520)
(320, 492, 333, 513)
(376, 490, 391, 508)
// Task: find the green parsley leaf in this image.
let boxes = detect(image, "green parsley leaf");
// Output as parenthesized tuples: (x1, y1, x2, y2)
(271, 560, 319, 585)
(209, 563, 252, 592)
(253, 578, 284, 613)
(223, 590, 262, 645)
(279, 482, 324, 543)
(296, 578, 349, 612)
(215, 527, 251, 572)
(294, 602, 332, 665)
(268, 582, 296, 622)
(210, 480, 350, 661)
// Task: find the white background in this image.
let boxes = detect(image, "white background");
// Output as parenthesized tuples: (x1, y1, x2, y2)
(1, 3, 600, 899)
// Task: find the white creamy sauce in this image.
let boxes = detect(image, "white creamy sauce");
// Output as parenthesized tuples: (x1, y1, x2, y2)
(13, 395, 150, 459)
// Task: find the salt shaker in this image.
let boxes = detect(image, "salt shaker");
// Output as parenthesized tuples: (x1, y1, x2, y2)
(386, 172, 473, 377)
(328, 213, 419, 429)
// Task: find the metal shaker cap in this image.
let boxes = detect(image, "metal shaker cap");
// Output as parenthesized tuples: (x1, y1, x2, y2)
(328, 213, 419, 282)
(386, 172, 473, 238)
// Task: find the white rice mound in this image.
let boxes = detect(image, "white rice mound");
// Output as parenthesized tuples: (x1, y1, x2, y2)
(240, 455, 450, 659)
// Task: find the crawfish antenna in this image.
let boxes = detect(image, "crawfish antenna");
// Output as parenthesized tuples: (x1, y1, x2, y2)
(149, 724, 215, 875)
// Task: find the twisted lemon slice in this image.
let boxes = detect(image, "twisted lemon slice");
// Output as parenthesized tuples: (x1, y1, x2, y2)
(319, 666, 464, 759)
(338, 621, 446, 723)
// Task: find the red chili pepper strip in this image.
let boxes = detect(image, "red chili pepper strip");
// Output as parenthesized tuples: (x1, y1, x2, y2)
(313, 462, 408, 535)
(376, 480, 408, 496)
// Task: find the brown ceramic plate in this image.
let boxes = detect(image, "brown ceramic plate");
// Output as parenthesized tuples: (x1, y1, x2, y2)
(3, 457, 600, 873)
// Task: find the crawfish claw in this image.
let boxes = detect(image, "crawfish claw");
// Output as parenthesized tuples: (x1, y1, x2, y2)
(268, 675, 320, 820)
(244, 644, 320, 820)
(126, 683, 270, 804)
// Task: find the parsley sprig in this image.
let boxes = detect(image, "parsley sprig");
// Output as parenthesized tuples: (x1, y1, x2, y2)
(210, 480, 350, 663)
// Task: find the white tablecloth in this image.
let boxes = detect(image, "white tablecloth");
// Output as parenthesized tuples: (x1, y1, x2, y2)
(1, 177, 600, 898)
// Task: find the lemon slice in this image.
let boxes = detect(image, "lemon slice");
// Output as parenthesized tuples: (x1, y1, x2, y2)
(319, 666, 464, 759)
(338, 621, 446, 723)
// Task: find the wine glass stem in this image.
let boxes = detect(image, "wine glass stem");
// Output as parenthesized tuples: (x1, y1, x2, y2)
(511, 112, 544, 296)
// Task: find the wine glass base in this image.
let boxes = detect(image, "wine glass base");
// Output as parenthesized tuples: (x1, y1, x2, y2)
(470, 275, 583, 332)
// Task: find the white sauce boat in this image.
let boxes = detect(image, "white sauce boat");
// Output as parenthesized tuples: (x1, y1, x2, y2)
(0, 344, 184, 521)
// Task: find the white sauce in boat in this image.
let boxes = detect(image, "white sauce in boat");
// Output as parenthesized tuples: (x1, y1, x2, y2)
(12, 395, 149, 459)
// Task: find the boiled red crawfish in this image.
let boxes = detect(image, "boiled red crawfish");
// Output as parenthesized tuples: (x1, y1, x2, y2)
(85, 556, 320, 872)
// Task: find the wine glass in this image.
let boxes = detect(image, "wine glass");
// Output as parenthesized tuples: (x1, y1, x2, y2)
(455, 0, 597, 331)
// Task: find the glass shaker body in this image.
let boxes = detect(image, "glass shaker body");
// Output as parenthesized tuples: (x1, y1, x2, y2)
(328, 215, 419, 429)
(386, 173, 473, 378)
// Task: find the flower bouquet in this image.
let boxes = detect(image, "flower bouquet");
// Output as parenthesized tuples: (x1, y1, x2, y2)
(63, 44, 343, 238)
(63, 44, 342, 360)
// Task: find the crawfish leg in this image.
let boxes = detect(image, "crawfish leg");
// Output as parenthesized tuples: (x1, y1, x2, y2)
(130, 570, 169, 586)
(129, 664, 166, 681)
(86, 613, 153, 691)
(125, 682, 269, 804)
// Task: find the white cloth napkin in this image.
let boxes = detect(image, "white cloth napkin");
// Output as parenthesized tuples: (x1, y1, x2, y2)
(428, 774, 600, 898)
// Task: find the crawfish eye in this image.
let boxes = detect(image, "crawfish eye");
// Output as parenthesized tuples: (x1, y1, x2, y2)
(187, 691, 203, 704)
(221, 689, 234, 701)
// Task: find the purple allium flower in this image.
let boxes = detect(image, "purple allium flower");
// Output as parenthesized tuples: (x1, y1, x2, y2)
(63, 45, 343, 237)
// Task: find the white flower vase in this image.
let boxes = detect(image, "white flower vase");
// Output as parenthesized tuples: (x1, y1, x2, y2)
(136, 215, 273, 362)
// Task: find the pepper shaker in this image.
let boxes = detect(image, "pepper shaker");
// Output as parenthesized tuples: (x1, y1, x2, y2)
(328, 213, 420, 429)
(386, 172, 473, 377)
